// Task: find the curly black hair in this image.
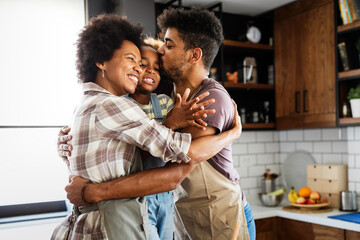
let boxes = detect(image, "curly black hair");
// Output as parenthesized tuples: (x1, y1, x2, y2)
(76, 14, 143, 83)
(157, 7, 223, 71)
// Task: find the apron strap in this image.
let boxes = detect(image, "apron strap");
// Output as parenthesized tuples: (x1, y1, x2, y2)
(150, 93, 164, 120)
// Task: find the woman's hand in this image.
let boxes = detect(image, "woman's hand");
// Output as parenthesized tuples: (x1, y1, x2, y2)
(65, 175, 89, 206)
(163, 88, 216, 131)
(57, 126, 73, 166)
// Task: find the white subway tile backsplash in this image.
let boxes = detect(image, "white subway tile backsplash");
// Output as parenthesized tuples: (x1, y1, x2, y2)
(232, 127, 359, 199)
(341, 153, 349, 165)
(240, 177, 258, 189)
(239, 155, 257, 167)
(340, 127, 348, 140)
(257, 154, 274, 165)
(279, 131, 287, 141)
(356, 154, 360, 168)
(280, 142, 296, 152)
(313, 142, 332, 153)
(348, 169, 360, 182)
(304, 129, 321, 141)
(249, 165, 266, 177)
(348, 141, 360, 154)
(232, 143, 248, 155)
(236, 166, 248, 178)
(256, 131, 274, 142)
(273, 132, 279, 142)
(349, 182, 355, 191)
(239, 131, 256, 143)
(274, 153, 280, 164)
(248, 143, 265, 153)
(295, 142, 313, 152)
(331, 141, 347, 153)
(279, 153, 288, 163)
(287, 130, 303, 141)
(355, 127, 360, 140)
(347, 127, 355, 140)
(265, 143, 279, 153)
(321, 128, 341, 141)
(322, 154, 343, 164)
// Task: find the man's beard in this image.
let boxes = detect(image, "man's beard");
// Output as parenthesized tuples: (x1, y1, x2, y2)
(160, 63, 185, 85)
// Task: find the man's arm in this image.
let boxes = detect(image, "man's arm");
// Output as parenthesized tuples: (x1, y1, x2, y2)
(67, 105, 241, 206)
(69, 162, 195, 205)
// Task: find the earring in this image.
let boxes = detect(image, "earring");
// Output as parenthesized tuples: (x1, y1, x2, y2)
(102, 69, 105, 78)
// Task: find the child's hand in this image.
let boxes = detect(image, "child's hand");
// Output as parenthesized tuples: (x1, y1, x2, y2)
(163, 88, 216, 131)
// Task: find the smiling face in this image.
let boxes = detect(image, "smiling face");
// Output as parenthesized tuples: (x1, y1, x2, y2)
(136, 46, 161, 94)
(157, 28, 188, 83)
(98, 40, 142, 96)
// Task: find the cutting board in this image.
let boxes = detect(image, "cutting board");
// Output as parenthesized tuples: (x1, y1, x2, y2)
(328, 212, 360, 224)
(282, 205, 333, 213)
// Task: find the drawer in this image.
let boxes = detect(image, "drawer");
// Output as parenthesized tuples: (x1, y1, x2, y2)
(307, 178, 348, 193)
(307, 164, 322, 178)
(307, 164, 347, 180)
(321, 165, 347, 179)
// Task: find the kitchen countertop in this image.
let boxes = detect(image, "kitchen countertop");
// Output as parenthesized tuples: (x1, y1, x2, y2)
(249, 196, 360, 232)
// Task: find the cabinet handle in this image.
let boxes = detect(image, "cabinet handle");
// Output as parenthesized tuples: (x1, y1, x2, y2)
(295, 91, 300, 113)
(303, 90, 308, 113)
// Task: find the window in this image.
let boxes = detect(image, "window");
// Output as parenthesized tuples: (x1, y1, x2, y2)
(0, 0, 85, 221)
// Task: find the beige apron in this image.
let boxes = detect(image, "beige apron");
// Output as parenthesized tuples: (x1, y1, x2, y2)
(97, 150, 149, 240)
(176, 161, 249, 240)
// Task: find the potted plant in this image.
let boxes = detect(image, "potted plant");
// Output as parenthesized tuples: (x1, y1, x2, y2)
(347, 84, 360, 118)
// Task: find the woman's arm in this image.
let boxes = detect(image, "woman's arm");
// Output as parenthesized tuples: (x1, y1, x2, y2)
(66, 102, 241, 205)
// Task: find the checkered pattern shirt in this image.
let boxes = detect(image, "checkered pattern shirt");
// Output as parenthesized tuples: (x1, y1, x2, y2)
(51, 82, 191, 240)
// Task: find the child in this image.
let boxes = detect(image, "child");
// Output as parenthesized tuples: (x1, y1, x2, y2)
(124, 37, 182, 240)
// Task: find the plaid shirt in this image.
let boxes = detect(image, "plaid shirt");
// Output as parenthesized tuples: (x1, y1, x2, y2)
(52, 82, 191, 240)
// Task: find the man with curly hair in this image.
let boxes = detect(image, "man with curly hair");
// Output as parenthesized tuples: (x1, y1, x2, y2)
(155, 8, 253, 240)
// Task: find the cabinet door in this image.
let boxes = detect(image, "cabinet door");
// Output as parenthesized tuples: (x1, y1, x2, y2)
(275, 14, 304, 129)
(278, 218, 314, 240)
(255, 217, 278, 240)
(274, 0, 336, 130)
(345, 229, 360, 240)
(301, 2, 336, 128)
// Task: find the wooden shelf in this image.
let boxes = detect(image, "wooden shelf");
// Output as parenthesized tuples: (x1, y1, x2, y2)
(338, 69, 360, 80)
(243, 123, 275, 129)
(223, 82, 274, 89)
(337, 20, 360, 33)
(339, 117, 360, 125)
(223, 40, 273, 50)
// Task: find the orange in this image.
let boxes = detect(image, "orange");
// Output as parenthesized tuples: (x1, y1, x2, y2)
(298, 186, 311, 198)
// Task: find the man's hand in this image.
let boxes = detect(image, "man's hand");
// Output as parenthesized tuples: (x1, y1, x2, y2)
(163, 88, 216, 131)
(57, 126, 73, 166)
(65, 176, 89, 206)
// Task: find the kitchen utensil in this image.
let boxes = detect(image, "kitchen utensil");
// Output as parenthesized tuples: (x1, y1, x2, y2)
(261, 168, 278, 193)
(261, 179, 275, 193)
(281, 151, 315, 191)
(340, 191, 358, 211)
(258, 193, 284, 207)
